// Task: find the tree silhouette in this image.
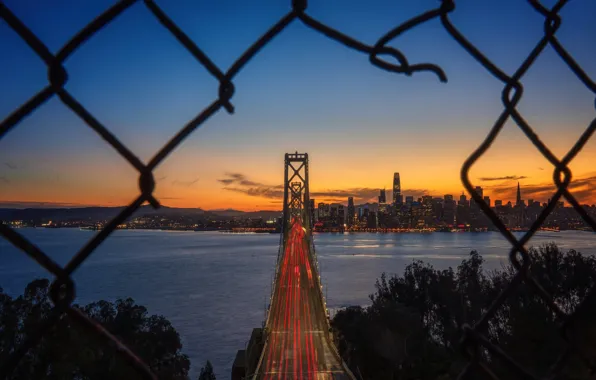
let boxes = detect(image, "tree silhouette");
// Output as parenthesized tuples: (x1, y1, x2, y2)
(332, 243, 596, 379)
(0, 279, 191, 380)
(198, 360, 216, 380)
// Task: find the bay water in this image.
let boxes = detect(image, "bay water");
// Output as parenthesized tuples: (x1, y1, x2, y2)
(1, 229, 594, 377)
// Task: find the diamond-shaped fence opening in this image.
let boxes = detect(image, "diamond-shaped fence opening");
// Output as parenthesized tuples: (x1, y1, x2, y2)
(59, 9, 222, 163)
(1, 0, 595, 379)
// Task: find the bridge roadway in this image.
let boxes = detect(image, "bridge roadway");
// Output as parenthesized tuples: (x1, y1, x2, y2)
(255, 220, 350, 380)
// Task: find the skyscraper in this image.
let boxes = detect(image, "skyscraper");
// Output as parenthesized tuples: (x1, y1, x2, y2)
(367, 211, 378, 229)
(378, 189, 386, 204)
(393, 173, 402, 206)
(378, 188, 387, 214)
(443, 194, 456, 225)
(347, 197, 355, 227)
(516, 182, 525, 227)
(317, 202, 329, 220)
(469, 186, 484, 228)
(469, 186, 483, 209)
(459, 193, 468, 207)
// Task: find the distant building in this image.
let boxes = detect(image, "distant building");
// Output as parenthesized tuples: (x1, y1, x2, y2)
(405, 195, 414, 206)
(330, 203, 338, 221)
(317, 202, 329, 220)
(393, 173, 402, 206)
(456, 203, 470, 226)
(432, 197, 444, 221)
(458, 193, 468, 207)
(515, 182, 525, 227)
(470, 186, 483, 204)
(367, 211, 378, 229)
(421, 196, 434, 227)
(330, 203, 345, 226)
(483, 196, 491, 208)
(443, 194, 456, 225)
(347, 197, 355, 227)
(469, 186, 484, 228)
(495, 200, 503, 207)
(338, 205, 345, 226)
(379, 189, 386, 204)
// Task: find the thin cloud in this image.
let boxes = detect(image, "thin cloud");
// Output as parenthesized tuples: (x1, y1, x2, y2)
(171, 177, 199, 187)
(486, 175, 596, 204)
(4, 162, 17, 170)
(316, 198, 346, 203)
(311, 188, 379, 199)
(571, 188, 596, 201)
(218, 172, 430, 204)
(0, 200, 94, 208)
(0, 176, 9, 184)
(478, 175, 528, 181)
(223, 186, 284, 199)
(217, 172, 281, 188)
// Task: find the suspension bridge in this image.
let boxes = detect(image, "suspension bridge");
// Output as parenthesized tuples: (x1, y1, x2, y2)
(234, 152, 355, 380)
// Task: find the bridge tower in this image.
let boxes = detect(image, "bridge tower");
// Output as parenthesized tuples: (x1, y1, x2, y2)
(282, 152, 311, 234)
(237, 152, 356, 380)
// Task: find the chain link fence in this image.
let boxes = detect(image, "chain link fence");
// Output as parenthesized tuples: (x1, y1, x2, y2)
(1, 0, 595, 379)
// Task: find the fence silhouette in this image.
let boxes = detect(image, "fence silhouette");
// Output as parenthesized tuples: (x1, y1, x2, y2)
(1, 0, 595, 379)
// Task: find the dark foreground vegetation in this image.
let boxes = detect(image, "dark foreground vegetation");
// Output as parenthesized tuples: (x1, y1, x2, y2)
(3, 243, 594, 379)
(0, 279, 216, 380)
(332, 243, 596, 379)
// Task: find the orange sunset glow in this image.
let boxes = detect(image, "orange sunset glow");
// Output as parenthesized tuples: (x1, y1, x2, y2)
(1, 123, 594, 210)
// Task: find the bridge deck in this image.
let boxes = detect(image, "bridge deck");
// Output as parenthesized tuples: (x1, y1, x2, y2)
(255, 221, 351, 380)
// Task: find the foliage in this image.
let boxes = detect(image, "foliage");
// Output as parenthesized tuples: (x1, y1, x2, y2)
(331, 243, 596, 379)
(0, 279, 191, 380)
(198, 360, 216, 380)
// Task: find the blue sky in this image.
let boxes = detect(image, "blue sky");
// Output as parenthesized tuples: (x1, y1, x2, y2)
(1, 0, 595, 209)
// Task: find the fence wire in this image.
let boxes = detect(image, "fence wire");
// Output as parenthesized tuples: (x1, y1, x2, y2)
(0, 0, 595, 379)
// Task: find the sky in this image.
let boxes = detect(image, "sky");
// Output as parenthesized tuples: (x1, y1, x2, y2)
(0, 0, 595, 210)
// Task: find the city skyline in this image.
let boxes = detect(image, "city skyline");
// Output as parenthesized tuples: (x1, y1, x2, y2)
(1, 0, 596, 210)
(312, 180, 594, 232)
(1, 169, 595, 210)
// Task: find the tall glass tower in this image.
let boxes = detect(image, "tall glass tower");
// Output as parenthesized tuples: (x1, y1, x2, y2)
(393, 173, 402, 206)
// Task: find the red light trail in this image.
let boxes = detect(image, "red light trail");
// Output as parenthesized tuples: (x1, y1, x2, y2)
(258, 218, 347, 379)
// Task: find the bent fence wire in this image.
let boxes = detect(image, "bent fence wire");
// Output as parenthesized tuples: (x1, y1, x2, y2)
(0, 0, 595, 379)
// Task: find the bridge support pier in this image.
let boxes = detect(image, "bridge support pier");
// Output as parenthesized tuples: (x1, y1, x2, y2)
(232, 327, 264, 380)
